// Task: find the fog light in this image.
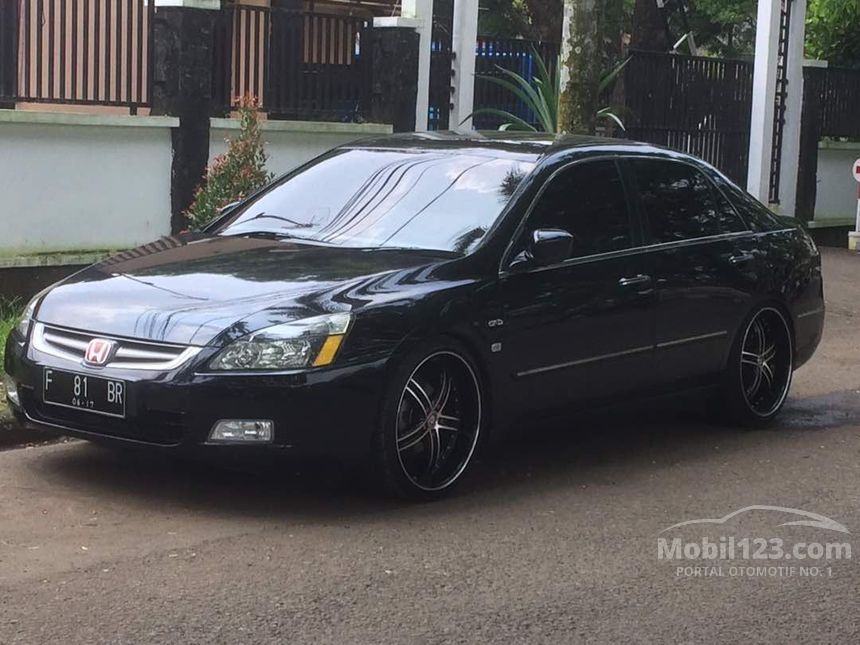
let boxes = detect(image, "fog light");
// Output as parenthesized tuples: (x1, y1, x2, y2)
(3, 373, 20, 408)
(208, 419, 274, 444)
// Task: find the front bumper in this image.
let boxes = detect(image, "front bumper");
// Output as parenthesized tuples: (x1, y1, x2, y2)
(4, 331, 388, 459)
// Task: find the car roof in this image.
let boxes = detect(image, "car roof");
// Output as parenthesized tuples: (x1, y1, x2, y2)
(342, 130, 663, 162)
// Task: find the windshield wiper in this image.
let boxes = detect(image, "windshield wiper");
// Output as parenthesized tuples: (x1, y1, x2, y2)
(244, 213, 314, 228)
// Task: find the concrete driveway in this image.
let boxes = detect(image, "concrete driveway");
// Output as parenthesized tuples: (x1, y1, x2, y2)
(1, 248, 859, 644)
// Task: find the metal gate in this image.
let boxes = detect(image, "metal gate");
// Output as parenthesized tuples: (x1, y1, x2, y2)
(624, 50, 754, 186)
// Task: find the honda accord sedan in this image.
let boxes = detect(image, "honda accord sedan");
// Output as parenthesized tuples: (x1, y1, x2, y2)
(4, 133, 824, 499)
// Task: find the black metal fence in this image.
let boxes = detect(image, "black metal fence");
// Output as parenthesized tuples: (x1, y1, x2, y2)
(472, 38, 559, 130)
(215, 4, 372, 122)
(807, 66, 860, 139)
(0, 0, 16, 105)
(624, 50, 754, 186)
(0, 0, 154, 112)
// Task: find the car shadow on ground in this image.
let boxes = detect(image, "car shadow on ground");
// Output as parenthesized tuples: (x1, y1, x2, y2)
(32, 388, 860, 521)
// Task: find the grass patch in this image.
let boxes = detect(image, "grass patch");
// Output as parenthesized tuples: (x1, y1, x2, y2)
(0, 299, 22, 417)
(0, 298, 23, 369)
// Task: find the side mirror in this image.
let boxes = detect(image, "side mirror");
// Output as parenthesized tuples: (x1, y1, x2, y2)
(529, 228, 574, 266)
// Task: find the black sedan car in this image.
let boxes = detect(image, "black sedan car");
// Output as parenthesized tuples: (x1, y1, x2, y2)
(4, 133, 824, 499)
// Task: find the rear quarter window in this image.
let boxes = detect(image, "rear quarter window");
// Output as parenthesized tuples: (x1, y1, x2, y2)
(717, 180, 789, 233)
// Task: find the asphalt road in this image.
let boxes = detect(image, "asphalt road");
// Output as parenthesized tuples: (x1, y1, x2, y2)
(2, 248, 859, 644)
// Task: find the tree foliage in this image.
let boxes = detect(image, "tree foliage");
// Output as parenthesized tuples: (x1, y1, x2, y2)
(485, 0, 860, 68)
(630, 0, 756, 57)
(185, 96, 273, 230)
(479, 0, 535, 38)
(684, 0, 757, 58)
(806, 0, 860, 68)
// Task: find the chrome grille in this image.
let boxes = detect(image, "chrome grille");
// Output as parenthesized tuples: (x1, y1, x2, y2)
(32, 323, 201, 370)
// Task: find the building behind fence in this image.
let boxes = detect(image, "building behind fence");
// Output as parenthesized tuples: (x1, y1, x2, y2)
(0, 0, 380, 122)
(0, 1, 805, 194)
(11, 0, 154, 113)
(3, 0, 860, 244)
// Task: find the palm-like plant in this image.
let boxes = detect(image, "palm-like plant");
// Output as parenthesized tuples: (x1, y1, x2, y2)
(465, 48, 629, 133)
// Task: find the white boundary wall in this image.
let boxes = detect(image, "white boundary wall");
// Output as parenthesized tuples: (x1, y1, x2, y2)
(0, 111, 391, 256)
(815, 140, 860, 223)
(0, 111, 176, 255)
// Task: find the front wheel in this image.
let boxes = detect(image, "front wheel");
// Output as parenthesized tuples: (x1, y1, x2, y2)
(722, 305, 794, 426)
(371, 340, 484, 501)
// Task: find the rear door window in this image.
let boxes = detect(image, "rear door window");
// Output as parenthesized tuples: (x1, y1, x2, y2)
(630, 158, 748, 243)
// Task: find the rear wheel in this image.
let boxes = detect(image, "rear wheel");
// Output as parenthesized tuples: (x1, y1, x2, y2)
(723, 306, 793, 426)
(372, 340, 483, 501)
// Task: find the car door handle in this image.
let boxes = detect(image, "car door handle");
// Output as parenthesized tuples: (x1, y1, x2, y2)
(728, 252, 755, 265)
(618, 274, 652, 288)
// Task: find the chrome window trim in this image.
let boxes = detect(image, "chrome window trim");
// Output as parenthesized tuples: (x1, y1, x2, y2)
(30, 323, 202, 371)
(500, 230, 764, 277)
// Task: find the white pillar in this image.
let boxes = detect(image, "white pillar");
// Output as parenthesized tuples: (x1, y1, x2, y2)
(401, 0, 434, 131)
(747, 0, 783, 203)
(450, 0, 479, 129)
(777, 0, 808, 217)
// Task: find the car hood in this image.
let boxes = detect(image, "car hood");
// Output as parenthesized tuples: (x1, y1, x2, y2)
(35, 235, 456, 346)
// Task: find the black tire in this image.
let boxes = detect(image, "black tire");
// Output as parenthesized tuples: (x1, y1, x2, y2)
(722, 305, 794, 427)
(371, 338, 485, 501)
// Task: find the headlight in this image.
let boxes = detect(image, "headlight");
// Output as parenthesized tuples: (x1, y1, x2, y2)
(209, 313, 352, 371)
(15, 295, 40, 339)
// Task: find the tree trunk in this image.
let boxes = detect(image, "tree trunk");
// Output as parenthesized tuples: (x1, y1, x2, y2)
(631, 0, 670, 51)
(523, 0, 563, 42)
(559, 0, 622, 134)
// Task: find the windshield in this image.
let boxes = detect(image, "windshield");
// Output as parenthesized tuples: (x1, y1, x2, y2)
(217, 148, 537, 254)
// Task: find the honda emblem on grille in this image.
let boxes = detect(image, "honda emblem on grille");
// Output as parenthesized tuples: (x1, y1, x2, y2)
(84, 338, 117, 366)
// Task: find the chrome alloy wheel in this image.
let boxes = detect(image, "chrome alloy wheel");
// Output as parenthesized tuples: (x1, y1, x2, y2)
(394, 351, 482, 492)
(740, 307, 793, 418)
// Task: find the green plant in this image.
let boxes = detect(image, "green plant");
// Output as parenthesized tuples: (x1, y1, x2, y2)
(185, 95, 273, 230)
(465, 49, 628, 133)
(806, 0, 860, 68)
(0, 298, 22, 368)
